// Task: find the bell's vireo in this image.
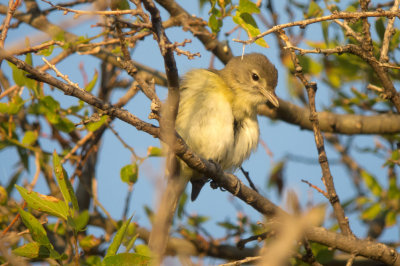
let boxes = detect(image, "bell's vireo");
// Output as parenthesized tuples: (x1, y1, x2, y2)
(176, 53, 279, 201)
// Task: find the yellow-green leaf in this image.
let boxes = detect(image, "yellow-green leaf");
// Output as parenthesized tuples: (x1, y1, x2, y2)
(15, 185, 68, 220)
(233, 12, 268, 47)
(361, 203, 381, 220)
(105, 216, 133, 258)
(360, 170, 382, 197)
(385, 211, 397, 227)
(134, 244, 151, 257)
(306, 1, 323, 18)
(18, 208, 51, 246)
(53, 151, 79, 213)
(237, 0, 259, 14)
(103, 253, 151, 265)
(86, 115, 108, 132)
(147, 146, 163, 157)
(120, 163, 138, 184)
(22, 131, 38, 146)
(85, 70, 98, 92)
(12, 242, 50, 259)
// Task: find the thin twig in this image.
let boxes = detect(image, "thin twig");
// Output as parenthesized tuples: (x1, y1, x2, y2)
(334, 19, 363, 43)
(219, 256, 261, 266)
(301, 179, 328, 198)
(61, 132, 94, 164)
(0, 85, 18, 99)
(379, 0, 400, 62)
(279, 30, 353, 236)
(233, 10, 400, 44)
(0, 0, 21, 48)
(42, 57, 80, 89)
(240, 167, 259, 193)
(41, 0, 145, 17)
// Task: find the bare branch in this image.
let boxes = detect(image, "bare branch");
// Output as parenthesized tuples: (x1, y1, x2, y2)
(233, 10, 400, 45)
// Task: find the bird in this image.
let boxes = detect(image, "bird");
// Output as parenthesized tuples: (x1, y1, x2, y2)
(176, 53, 279, 201)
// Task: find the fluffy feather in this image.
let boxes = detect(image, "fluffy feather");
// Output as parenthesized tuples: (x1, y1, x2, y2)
(176, 53, 278, 201)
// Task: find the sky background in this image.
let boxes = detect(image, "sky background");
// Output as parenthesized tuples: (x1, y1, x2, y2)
(1, 0, 398, 263)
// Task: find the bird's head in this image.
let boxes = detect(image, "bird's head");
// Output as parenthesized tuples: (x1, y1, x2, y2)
(220, 53, 279, 108)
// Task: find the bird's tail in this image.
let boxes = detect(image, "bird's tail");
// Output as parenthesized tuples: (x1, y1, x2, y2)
(190, 177, 208, 201)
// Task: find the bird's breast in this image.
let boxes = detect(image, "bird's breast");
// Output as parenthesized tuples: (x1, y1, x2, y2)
(228, 117, 259, 168)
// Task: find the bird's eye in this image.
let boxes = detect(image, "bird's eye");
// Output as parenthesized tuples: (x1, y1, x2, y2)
(252, 73, 259, 81)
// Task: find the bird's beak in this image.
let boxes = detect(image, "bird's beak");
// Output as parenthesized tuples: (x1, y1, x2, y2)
(261, 88, 279, 108)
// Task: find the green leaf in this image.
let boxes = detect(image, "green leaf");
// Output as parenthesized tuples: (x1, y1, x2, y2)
(53, 151, 79, 213)
(22, 131, 38, 146)
(360, 170, 382, 197)
(103, 253, 151, 265)
(389, 30, 400, 51)
(54, 117, 75, 133)
(120, 163, 138, 184)
(321, 21, 329, 46)
(177, 192, 187, 219)
(199, 0, 209, 10)
(143, 205, 154, 223)
(12, 240, 65, 260)
(388, 177, 400, 200)
(217, 221, 239, 230)
(86, 115, 108, 132)
(298, 55, 323, 75)
(312, 243, 335, 264)
(105, 216, 133, 258)
(15, 185, 69, 220)
(8, 61, 26, 87)
(147, 146, 163, 157)
(375, 18, 385, 41)
(134, 244, 151, 257)
(0, 103, 7, 113)
(85, 255, 102, 265)
(124, 226, 138, 252)
(361, 203, 381, 220)
(38, 43, 54, 56)
(385, 211, 397, 227)
(237, 0, 260, 14)
(208, 13, 222, 33)
(0, 186, 8, 205)
(54, 30, 66, 42)
(79, 235, 101, 252)
(18, 208, 51, 246)
(232, 12, 268, 47)
(306, 1, 323, 18)
(40, 95, 60, 112)
(85, 70, 98, 92)
(188, 215, 209, 227)
(73, 210, 90, 231)
(24, 53, 36, 90)
(110, 0, 130, 10)
(12, 242, 51, 259)
(0, 95, 25, 115)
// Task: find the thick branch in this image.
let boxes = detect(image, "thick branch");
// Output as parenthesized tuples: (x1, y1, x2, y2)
(258, 101, 400, 135)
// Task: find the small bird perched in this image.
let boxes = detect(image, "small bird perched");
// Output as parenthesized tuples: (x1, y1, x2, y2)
(176, 53, 279, 201)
